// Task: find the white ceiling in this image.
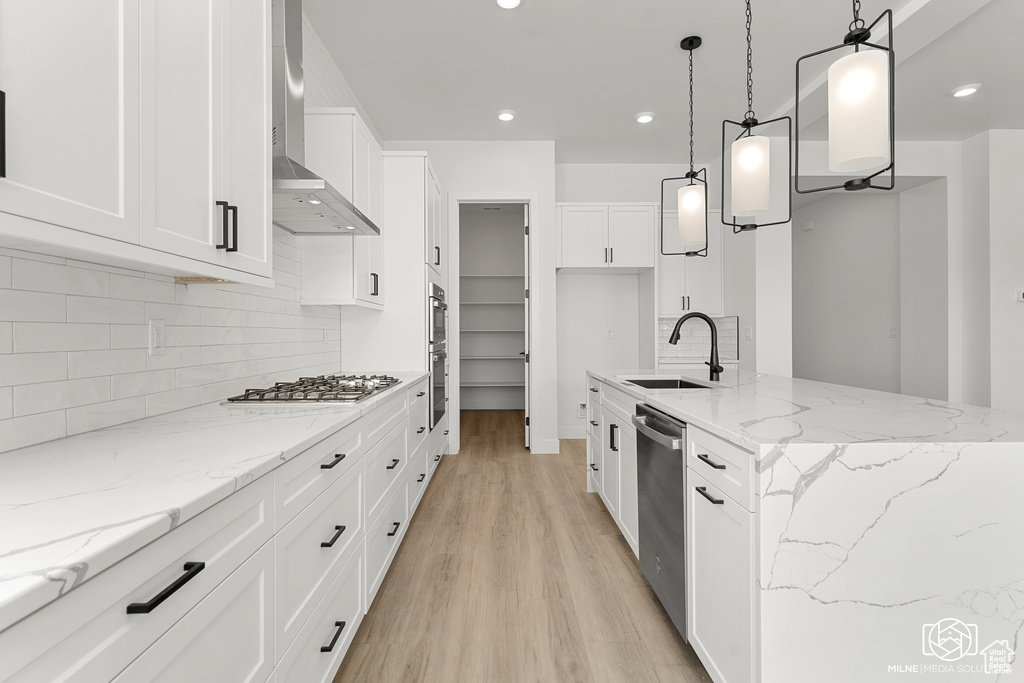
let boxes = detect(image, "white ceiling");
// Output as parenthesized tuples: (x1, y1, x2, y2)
(304, 0, 1016, 163)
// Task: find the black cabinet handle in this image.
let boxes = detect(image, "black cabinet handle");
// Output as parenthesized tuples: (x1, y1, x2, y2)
(609, 424, 618, 452)
(215, 201, 229, 249)
(0, 90, 5, 178)
(435, 245, 441, 266)
(320, 525, 346, 548)
(371, 272, 379, 296)
(417, 427, 426, 434)
(589, 387, 598, 393)
(226, 205, 238, 252)
(386, 458, 400, 470)
(320, 453, 346, 470)
(416, 392, 426, 397)
(417, 473, 426, 483)
(604, 247, 608, 263)
(127, 562, 205, 614)
(590, 463, 598, 472)
(443, 430, 449, 435)
(589, 420, 598, 427)
(610, 247, 613, 263)
(320, 621, 347, 653)
(434, 454, 441, 462)
(696, 486, 725, 505)
(697, 453, 726, 470)
(387, 521, 401, 537)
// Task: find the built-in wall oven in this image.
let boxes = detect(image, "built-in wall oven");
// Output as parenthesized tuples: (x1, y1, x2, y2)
(428, 283, 446, 345)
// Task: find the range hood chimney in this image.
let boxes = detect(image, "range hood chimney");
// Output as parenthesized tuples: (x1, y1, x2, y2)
(271, 0, 380, 236)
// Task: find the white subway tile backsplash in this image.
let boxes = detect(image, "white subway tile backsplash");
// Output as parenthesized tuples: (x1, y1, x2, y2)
(0, 290, 67, 322)
(0, 227, 343, 454)
(67, 296, 146, 324)
(14, 323, 109, 353)
(67, 398, 147, 436)
(14, 377, 111, 416)
(12, 259, 109, 296)
(69, 349, 148, 379)
(109, 274, 176, 303)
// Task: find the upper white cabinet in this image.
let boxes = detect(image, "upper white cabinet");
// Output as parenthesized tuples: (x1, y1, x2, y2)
(301, 109, 385, 308)
(658, 211, 724, 316)
(140, 0, 273, 279)
(0, 1, 140, 243)
(0, 0, 273, 285)
(426, 164, 444, 279)
(557, 203, 656, 269)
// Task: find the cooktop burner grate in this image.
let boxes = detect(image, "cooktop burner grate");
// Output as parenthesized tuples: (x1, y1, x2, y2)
(226, 374, 401, 403)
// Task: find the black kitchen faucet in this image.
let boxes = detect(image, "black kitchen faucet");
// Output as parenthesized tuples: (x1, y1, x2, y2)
(668, 312, 724, 382)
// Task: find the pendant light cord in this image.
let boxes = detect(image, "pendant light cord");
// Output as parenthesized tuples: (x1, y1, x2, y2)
(745, 0, 755, 122)
(850, 0, 865, 31)
(688, 47, 695, 175)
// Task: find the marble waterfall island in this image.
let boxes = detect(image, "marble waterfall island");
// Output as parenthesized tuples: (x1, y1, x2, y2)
(590, 369, 1024, 682)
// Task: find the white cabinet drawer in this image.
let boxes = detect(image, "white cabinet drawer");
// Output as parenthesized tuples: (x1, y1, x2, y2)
(687, 427, 754, 512)
(365, 484, 409, 608)
(112, 541, 274, 683)
(600, 381, 639, 425)
(0, 475, 273, 683)
(407, 440, 430, 517)
(276, 543, 364, 683)
(428, 440, 444, 478)
(275, 460, 363, 661)
(274, 417, 363, 530)
(364, 417, 409, 527)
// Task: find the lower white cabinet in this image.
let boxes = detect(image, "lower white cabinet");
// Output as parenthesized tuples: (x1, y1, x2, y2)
(686, 469, 756, 683)
(365, 483, 410, 608)
(617, 424, 639, 556)
(275, 544, 364, 683)
(112, 541, 275, 683)
(600, 406, 620, 519)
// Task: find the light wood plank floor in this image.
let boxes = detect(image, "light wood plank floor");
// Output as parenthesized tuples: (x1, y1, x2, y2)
(333, 410, 712, 683)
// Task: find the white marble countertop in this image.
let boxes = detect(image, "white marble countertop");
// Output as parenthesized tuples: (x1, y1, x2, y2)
(0, 371, 427, 634)
(588, 368, 1024, 453)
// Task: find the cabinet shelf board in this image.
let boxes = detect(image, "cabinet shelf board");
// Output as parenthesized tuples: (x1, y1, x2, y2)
(460, 301, 525, 306)
(460, 274, 525, 278)
(460, 381, 526, 387)
(460, 356, 525, 361)
(460, 329, 525, 334)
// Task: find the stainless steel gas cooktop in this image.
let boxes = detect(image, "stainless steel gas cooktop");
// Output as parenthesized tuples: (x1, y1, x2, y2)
(225, 374, 401, 404)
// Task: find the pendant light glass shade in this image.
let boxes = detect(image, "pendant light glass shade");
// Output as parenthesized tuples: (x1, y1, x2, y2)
(678, 184, 707, 244)
(827, 49, 890, 173)
(730, 135, 770, 214)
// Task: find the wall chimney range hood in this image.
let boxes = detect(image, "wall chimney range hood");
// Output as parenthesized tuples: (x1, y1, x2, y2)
(271, 0, 380, 236)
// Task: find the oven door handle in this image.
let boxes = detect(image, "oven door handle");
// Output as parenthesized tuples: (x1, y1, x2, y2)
(631, 415, 682, 451)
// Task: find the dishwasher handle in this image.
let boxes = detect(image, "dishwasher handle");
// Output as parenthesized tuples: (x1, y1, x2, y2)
(632, 415, 682, 451)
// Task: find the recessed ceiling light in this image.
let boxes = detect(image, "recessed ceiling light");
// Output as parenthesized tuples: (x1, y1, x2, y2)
(636, 112, 655, 124)
(308, 199, 322, 205)
(497, 109, 516, 122)
(496, 0, 520, 8)
(345, 225, 355, 230)
(952, 83, 981, 98)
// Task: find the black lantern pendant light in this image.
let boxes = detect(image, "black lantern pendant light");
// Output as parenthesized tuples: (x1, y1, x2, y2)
(795, 0, 895, 193)
(721, 0, 792, 233)
(662, 36, 708, 257)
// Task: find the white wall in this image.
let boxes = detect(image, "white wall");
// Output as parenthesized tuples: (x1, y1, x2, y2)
(899, 179, 949, 400)
(556, 274, 641, 438)
(792, 195, 901, 392)
(387, 141, 559, 453)
(988, 130, 1024, 416)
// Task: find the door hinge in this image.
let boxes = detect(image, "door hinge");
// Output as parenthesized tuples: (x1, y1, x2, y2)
(525, 289, 529, 299)
(525, 417, 530, 426)
(525, 225, 529, 235)
(525, 353, 529, 363)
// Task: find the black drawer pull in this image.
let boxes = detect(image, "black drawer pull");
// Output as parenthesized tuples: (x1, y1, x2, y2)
(226, 204, 238, 252)
(417, 427, 426, 434)
(321, 525, 347, 548)
(443, 430, 449, 435)
(386, 458, 400, 470)
(320, 453, 347, 470)
(696, 486, 725, 505)
(435, 245, 441, 266)
(127, 562, 205, 614)
(434, 454, 441, 462)
(320, 620, 347, 653)
(417, 473, 426, 483)
(215, 201, 229, 249)
(0, 90, 5, 178)
(387, 521, 401, 537)
(590, 463, 598, 472)
(589, 420, 598, 427)
(416, 391, 426, 397)
(589, 387, 598, 393)
(697, 453, 726, 470)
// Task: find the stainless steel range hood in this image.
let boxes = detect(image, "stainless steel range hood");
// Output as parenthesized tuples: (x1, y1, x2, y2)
(271, 0, 380, 236)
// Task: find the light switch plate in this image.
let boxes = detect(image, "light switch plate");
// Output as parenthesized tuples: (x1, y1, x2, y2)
(577, 403, 586, 419)
(1016, 289, 1024, 303)
(148, 319, 166, 356)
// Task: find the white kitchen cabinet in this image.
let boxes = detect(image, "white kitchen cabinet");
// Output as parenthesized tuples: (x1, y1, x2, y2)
(426, 164, 444, 277)
(588, 377, 639, 558)
(557, 203, 657, 269)
(617, 423, 639, 557)
(658, 210, 724, 316)
(112, 542, 274, 683)
(0, 1, 140, 244)
(139, 0, 272, 279)
(301, 109, 386, 308)
(599, 405, 620, 519)
(686, 469, 756, 683)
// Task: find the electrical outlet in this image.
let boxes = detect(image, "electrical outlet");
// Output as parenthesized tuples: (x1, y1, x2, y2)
(687, 326, 695, 339)
(577, 403, 587, 419)
(607, 329, 614, 339)
(148, 319, 166, 356)
(889, 328, 899, 339)
(745, 327, 754, 340)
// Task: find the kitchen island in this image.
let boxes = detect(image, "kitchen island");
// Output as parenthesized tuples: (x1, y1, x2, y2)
(587, 368, 1024, 683)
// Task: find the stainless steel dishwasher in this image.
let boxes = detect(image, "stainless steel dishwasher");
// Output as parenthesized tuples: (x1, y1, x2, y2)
(632, 403, 688, 641)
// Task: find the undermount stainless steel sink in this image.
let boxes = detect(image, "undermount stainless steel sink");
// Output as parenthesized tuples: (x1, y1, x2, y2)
(623, 378, 712, 389)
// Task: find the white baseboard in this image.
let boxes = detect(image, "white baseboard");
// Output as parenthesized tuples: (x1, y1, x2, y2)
(529, 438, 560, 454)
(461, 400, 526, 410)
(558, 426, 587, 440)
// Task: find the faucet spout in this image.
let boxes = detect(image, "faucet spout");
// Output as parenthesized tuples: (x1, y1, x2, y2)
(668, 311, 724, 382)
